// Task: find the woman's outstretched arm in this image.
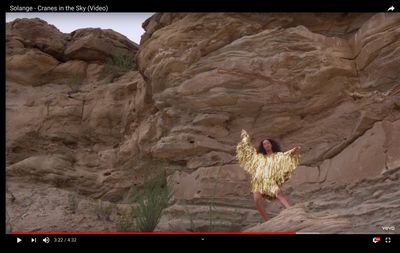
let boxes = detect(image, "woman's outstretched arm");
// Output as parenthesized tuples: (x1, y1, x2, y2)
(236, 129, 259, 175)
(269, 146, 301, 186)
(284, 146, 301, 156)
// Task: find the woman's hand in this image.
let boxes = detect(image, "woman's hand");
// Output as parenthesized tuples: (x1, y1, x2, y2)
(241, 129, 248, 138)
(290, 146, 301, 155)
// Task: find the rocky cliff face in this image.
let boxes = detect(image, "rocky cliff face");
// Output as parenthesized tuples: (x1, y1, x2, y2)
(6, 14, 400, 233)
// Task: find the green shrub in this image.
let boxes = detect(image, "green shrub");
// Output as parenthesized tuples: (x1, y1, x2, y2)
(103, 52, 136, 80)
(208, 160, 223, 232)
(134, 170, 172, 232)
(109, 52, 136, 72)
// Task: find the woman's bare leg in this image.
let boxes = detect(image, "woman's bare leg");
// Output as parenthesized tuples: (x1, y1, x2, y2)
(253, 192, 268, 222)
(275, 188, 290, 208)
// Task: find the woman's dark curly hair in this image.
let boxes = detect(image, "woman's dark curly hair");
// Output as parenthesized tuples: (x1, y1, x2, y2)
(257, 139, 281, 154)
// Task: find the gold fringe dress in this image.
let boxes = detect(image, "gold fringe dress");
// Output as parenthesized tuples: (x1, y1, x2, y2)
(236, 132, 300, 200)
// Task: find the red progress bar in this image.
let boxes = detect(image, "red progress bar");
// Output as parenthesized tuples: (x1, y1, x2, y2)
(11, 231, 296, 235)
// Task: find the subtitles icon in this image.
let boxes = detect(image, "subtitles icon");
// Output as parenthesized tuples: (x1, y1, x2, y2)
(372, 236, 381, 244)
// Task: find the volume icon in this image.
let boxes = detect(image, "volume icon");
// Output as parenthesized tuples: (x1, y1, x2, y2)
(43, 237, 50, 243)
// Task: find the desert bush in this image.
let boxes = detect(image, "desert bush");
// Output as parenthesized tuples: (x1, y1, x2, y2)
(109, 52, 136, 72)
(103, 52, 136, 80)
(134, 170, 172, 232)
(208, 160, 224, 231)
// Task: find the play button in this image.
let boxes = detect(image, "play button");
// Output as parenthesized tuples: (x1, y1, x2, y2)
(17, 237, 22, 243)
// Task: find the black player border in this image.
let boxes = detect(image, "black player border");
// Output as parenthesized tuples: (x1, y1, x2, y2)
(3, 233, 398, 251)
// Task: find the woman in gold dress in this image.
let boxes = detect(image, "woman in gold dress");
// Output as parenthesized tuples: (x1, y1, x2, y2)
(236, 129, 301, 221)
